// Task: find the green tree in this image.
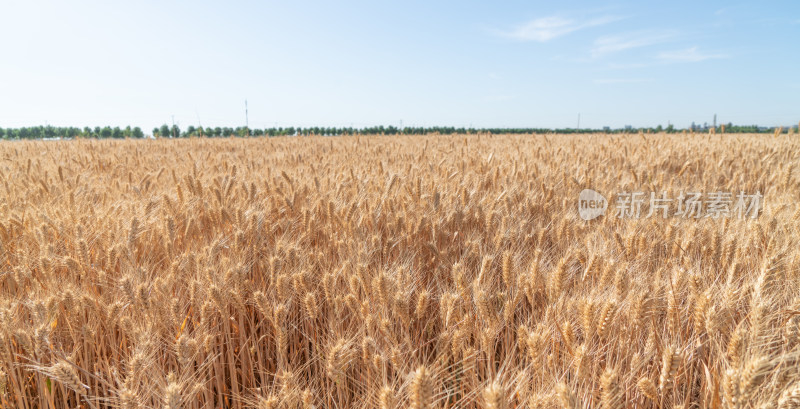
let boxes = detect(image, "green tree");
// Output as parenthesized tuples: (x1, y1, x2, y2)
(160, 124, 170, 138)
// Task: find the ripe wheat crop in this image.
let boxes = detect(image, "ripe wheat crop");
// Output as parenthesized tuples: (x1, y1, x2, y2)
(0, 133, 798, 408)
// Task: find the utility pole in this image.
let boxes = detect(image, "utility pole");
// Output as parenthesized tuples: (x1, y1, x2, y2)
(245, 100, 249, 136)
(713, 114, 717, 130)
(577, 113, 581, 130)
(172, 115, 176, 138)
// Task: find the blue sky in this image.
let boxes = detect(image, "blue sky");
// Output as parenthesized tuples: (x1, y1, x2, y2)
(1, 1, 798, 131)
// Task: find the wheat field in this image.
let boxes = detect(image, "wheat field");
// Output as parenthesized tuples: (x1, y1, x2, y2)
(0, 134, 798, 409)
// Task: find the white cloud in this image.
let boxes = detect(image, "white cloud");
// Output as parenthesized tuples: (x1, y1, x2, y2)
(591, 32, 675, 57)
(656, 47, 727, 62)
(604, 62, 651, 70)
(497, 15, 621, 42)
(593, 78, 653, 84)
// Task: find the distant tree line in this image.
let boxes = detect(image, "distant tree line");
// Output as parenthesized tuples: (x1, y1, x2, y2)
(0, 125, 143, 139)
(151, 125, 597, 137)
(0, 123, 795, 140)
(146, 123, 800, 137)
(719, 123, 785, 133)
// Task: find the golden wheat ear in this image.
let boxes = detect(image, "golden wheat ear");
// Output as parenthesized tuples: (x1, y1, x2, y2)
(379, 385, 396, 409)
(555, 382, 579, 409)
(410, 366, 433, 409)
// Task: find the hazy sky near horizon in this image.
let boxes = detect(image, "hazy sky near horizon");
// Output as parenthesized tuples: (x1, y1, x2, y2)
(1, 0, 798, 132)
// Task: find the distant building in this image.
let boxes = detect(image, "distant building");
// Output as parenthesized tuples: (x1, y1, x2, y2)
(603, 126, 611, 132)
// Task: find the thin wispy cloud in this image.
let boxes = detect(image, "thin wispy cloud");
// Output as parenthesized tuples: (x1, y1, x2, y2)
(604, 62, 651, 70)
(593, 78, 653, 84)
(591, 32, 676, 57)
(656, 47, 727, 62)
(483, 94, 516, 102)
(496, 15, 622, 42)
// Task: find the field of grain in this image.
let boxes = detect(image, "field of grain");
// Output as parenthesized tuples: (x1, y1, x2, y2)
(0, 134, 798, 408)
